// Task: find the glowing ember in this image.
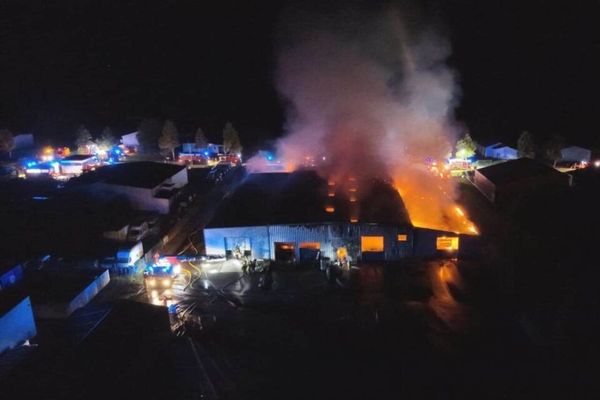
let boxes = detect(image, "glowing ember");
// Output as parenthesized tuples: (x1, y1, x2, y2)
(325, 206, 335, 213)
(394, 171, 479, 235)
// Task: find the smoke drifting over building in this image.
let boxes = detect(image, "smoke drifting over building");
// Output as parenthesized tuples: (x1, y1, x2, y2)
(249, 5, 475, 233)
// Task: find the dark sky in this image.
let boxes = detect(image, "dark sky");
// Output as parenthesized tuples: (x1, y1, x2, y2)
(0, 0, 599, 148)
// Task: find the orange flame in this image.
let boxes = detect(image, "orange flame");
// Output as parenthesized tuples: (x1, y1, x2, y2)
(393, 167, 478, 235)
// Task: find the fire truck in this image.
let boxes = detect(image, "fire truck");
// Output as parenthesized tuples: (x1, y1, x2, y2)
(143, 261, 181, 303)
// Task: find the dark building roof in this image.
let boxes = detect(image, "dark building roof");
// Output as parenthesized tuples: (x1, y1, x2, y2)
(208, 170, 411, 228)
(69, 161, 185, 189)
(23, 268, 108, 304)
(0, 300, 178, 399)
(0, 291, 29, 316)
(476, 158, 570, 186)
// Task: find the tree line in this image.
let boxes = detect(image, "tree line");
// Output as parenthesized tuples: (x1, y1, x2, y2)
(0, 119, 243, 161)
(135, 119, 242, 160)
(71, 119, 243, 160)
(454, 130, 570, 166)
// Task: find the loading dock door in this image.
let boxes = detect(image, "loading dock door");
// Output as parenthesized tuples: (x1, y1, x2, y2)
(361, 236, 385, 261)
(299, 242, 320, 263)
(274, 242, 295, 262)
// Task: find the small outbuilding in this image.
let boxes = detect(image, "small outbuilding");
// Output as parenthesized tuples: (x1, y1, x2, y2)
(560, 146, 591, 163)
(59, 154, 98, 175)
(483, 143, 518, 160)
(120, 131, 140, 148)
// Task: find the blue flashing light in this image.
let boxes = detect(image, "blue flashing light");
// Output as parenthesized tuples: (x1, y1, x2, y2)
(32, 196, 49, 200)
(267, 154, 273, 161)
(26, 161, 37, 167)
(204, 151, 209, 156)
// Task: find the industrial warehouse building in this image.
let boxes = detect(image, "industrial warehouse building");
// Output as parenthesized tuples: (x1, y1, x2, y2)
(473, 158, 572, 206)
(204, 171, 475, 262)
(69, 161, 188, 214)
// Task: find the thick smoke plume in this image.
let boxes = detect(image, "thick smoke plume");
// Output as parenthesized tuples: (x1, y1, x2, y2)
(249, 6, 475, 233)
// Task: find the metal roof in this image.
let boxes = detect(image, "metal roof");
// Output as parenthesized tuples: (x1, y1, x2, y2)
(70, 161, 185, 189)
(207, 170, 411, 228)
(476, 158, 568, 186)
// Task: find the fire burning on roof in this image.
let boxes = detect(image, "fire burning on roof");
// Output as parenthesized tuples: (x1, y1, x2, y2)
(247, 5, 478, 235)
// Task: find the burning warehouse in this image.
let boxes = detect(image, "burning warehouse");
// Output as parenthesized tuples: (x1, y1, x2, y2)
(203, 170, 477, 263)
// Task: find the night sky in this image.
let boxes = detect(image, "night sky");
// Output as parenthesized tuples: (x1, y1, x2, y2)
(0, 0, 599, 148)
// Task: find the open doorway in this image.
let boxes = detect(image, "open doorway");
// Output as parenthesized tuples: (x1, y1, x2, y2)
(299, 242, 320, 264)
(274, 242, 295, 262)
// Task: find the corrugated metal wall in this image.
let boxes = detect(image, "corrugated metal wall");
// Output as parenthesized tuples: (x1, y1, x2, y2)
(204, 223, 414, 261)
(0, 297, 37, 353)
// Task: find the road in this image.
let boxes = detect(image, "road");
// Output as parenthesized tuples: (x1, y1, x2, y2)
(161, 166, 244, 256)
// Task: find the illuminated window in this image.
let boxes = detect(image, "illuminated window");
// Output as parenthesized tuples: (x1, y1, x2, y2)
(299, 242, 320, 250)
(325, 206, 335, 213)
(397, 234, 408, 241)
(350, 218, 358, 223)
(436, 236, 459, 251)
(361, 236, 384, 252)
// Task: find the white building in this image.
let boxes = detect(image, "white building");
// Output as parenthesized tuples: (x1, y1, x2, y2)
(484, 143, 518, 160)
(120, 131, 140, 148)
(560, 146, 591, 162)
(60, 154, 97, 175)
(13, 133, 35, 150)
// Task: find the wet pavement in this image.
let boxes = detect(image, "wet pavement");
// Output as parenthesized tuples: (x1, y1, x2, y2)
(158, 258, 553, 399)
